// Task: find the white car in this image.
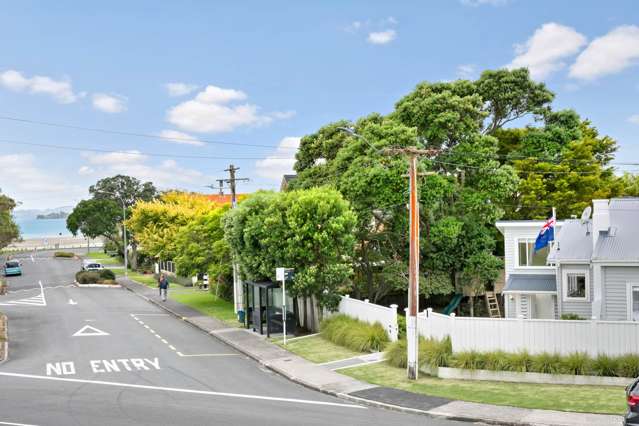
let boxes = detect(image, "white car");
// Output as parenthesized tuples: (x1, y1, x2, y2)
(82, 260, 104, 271)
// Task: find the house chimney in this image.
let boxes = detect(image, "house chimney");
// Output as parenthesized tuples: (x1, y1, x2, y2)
(592, 199, 610, 250)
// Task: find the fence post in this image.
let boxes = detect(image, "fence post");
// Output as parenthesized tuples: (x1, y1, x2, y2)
(389, 304, 399, 341)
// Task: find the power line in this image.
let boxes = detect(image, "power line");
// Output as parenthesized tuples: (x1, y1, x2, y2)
(0, 115, 299, 151)
(0, 138, 296, 161)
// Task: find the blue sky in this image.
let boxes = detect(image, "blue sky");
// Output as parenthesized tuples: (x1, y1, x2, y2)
(1, 0, 638, 209)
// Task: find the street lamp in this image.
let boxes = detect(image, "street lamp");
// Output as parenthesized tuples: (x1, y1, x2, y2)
(336, 127, 380, 153)
(99, 191, 128, 279)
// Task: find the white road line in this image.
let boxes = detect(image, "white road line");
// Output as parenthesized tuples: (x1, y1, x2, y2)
(30, 254, 34, 263)
(38, 281, 46, 306)
(131, 313, 170, 317)
(177, 353, 239, 358)
(0, 421, 39, 426)
(161, 339, 168, 344)
(0, 371, 364, 410)
(169, 345, 176, 351)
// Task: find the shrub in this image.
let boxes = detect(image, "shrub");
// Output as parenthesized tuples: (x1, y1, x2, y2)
(76, 271, 101, 284)
(503, 351, 533, 372)
(54, 251, 74, 258)
(76, 270, 117, 284)
(615, 355, 639, 378)
(591, 354, 619, 377)
(481, 351, 509, 371)
(385, 336, 452, 369)
(560, 352, 591, 375)
(530, 352, 563, 374)
(321, 314, 389, 352)
(98, 269, 116, 280)
(560, 313, 585, 320)
(451, 351, 484, 370)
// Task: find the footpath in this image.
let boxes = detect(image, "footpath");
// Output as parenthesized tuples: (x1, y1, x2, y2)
(119, 277, 623, 426)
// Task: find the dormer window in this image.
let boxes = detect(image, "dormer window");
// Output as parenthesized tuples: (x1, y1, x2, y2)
(517, 239, 549, 267)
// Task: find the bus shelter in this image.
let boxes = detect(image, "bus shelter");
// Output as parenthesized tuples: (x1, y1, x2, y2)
(243, 281, 297, 338)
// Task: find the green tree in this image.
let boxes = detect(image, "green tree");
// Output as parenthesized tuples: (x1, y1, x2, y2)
(66, 198, 122, 247)
(0, 192, 19, 249)
(620, 173, 639, 197)
(224, 188, 356, 316)
(174, 206, 233, 298)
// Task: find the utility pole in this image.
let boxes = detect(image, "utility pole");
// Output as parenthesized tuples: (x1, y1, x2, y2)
(222, 164, 249, 314)
(217, 179, 225, 195)
(385, 147, 438, 380)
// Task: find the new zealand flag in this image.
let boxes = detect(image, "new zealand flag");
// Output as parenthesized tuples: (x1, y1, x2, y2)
(534, 216, 556, 252)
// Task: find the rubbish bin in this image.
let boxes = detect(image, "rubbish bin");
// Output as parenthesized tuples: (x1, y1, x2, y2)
(237, 310, 245, 324)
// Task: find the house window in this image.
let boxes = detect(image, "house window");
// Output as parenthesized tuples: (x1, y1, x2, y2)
(517, 239, 549, 267)
(562, 271, 589, 302)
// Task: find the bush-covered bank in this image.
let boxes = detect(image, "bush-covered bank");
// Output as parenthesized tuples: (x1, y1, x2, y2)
(385, 337, 639, 378)
(76, 269, 117, 284)
(321, 314, 389, 352)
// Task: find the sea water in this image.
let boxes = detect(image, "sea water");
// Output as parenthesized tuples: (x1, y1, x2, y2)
(14, 218, 72, 239)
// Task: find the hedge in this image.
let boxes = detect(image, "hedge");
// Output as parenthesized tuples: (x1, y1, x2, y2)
(54, 251, 75, 258)
(384, 337, 639, 378)
(75, 269, 117, 284)
(321, 314, 390, 352)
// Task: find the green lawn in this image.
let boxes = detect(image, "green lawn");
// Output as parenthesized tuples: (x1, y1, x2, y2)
(169, 289, 239, 327)
(85, 251, 122, 265)
(340, 363, 626, 415)
(116, 271, 158, 287)
(275, 335, 364, 364)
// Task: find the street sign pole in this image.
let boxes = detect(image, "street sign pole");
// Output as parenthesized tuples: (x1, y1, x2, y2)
(282, 275, 287, 345)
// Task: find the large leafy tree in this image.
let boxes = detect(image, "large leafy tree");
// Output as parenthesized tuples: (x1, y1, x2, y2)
(0, 192, 19, 249)
(68, 175, 157, 267)
(224, 188, 356, 315)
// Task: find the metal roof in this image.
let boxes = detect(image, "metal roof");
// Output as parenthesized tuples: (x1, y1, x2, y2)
(593, 198, 639, 261)
(548, 219, 593, 262)
(503, 274, 557, 293)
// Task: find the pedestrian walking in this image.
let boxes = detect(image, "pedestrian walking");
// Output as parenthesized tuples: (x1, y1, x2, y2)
(158, 273, 169, 302)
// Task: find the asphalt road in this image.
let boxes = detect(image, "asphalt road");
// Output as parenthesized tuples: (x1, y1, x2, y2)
(0, 251, 467, 426)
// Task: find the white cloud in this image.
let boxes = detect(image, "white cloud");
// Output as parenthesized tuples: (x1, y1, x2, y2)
(83, 153, 205, 188)
(461, 0, 509, 6)
(78, 166, 94, 175)
(628, 114, 639, 125)
(345, 21, 363, 33)
(92, 93, 127, 113)
(0, 154, 82, 209)
(255, 137, 300, 180)
(456, 64, 476, 79)
(569, 25, 639, 81)
(0, 69, 79, 103)
(269, 110, 296, 120)
(165, 82, 199, 97)
(367, 29, 397, 45)
(166, 84, 292, 133)
(507, 23, 587, 80)
(158, 129, 205, 146)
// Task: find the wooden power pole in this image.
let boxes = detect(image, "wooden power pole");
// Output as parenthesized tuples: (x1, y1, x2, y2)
(385, 147, 438, 380)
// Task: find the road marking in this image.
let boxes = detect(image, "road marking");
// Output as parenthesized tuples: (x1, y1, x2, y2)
(68, 299, 77, 305)
(46, 362, 76, 376)
(72, 325, 110, 337)
(0, 421, 39, 426)
(30, 254, 34, 263)
(0, 281, 46, 307)
(177, 353, 239, 358)
(0, 371, 365, 409)
(90, 358, 160, 373)
(131, 313, 169, 317)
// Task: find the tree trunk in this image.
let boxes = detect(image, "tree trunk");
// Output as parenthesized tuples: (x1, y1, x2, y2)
(470, 295, 475, 317)
(130, 242, 138, 270)
(309, 295, 316, 332)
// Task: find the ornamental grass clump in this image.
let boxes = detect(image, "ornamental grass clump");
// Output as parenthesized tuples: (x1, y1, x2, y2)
(614, 355, 639, 378)
(503, 351, 533, 373)
(451, 351, 484, 370)
(320, 314, 389, 353)
(385, 336, 452, 369)
(530, 352, 563, 374)
(560, 352, 591, 376)
(591, 354, 619, 377)
(481, 351, 509, 371)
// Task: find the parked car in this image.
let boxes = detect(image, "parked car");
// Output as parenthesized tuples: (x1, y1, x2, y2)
(624, 378, 639, 425)
(82, 260, 104, 271)
(3, 260, 22, 276)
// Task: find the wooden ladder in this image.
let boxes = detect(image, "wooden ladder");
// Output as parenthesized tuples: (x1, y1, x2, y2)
(485, 291, 501, 318)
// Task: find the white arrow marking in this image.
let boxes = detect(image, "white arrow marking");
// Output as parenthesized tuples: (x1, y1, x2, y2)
(72, 325, 110, 337)
(68, 299, 77, 305)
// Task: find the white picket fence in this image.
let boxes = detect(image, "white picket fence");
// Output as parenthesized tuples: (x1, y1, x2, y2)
(418, 309, 639, 357)
(336, 295, 399, 341)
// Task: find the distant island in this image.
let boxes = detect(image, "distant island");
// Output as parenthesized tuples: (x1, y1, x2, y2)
(36, 212, 69, 220)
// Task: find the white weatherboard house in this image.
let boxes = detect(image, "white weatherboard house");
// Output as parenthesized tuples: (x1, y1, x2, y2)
(496, 198, 639, 321)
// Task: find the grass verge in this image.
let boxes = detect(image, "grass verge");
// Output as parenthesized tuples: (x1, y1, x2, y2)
(168, 289, 239, 327)
(116, 271, 158, 287)
(275, 335, 363, 364)
(85, 251, 122, 265)
(341, 362, 626, 415)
